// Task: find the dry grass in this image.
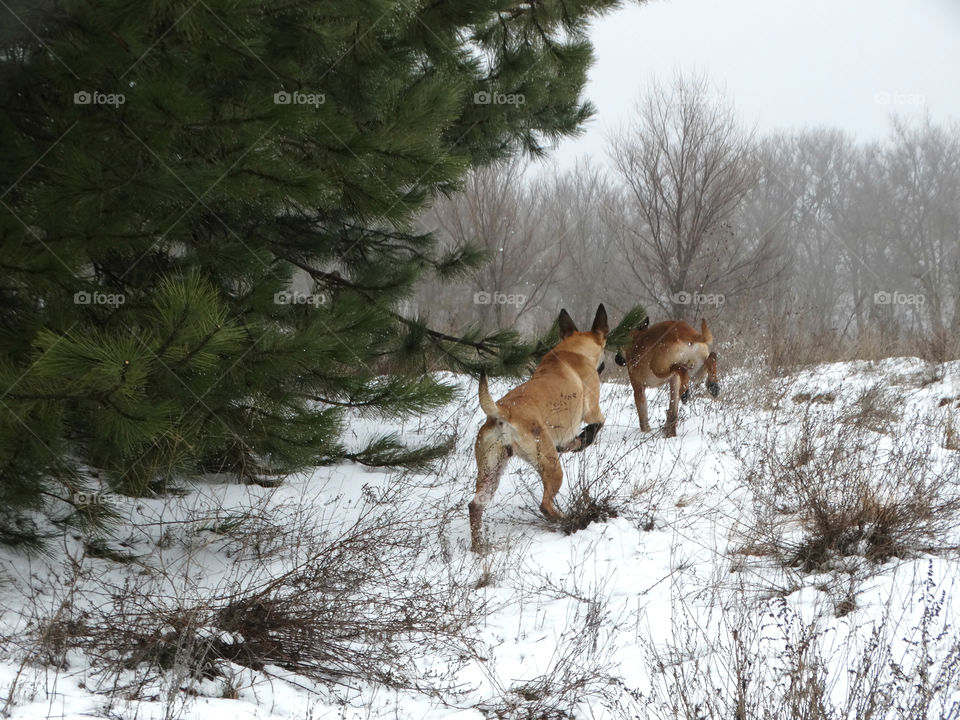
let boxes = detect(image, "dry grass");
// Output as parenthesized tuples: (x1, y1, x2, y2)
(11, 477, 490, 706)
(473, 580, 638, 719)
(640, 568, 960, 720)
(734, 393, 960, 574)
(715, 305, 960, 378)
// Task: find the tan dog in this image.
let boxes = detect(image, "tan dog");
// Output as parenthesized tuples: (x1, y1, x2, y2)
(468, 304, 609, 552)
(614, 317, 719, 438)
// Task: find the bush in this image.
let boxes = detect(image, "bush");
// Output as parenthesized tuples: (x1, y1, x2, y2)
(735, 393, 960, 573)
(544, 429, 667, 537)
(19, 482, 487, 704)
(557, 468, 623, 536)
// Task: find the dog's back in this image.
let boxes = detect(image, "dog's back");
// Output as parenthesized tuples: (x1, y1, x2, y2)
(483, 336, 601, 452)
(626, 319, 713, 388)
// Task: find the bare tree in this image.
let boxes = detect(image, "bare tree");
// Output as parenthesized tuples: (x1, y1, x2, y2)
(418, 157, 567, 332)
(531, 159, 628, 321)
(752, 130, 861, 332)
(608, 73, 771, 319)
(871, 117, 960, 343)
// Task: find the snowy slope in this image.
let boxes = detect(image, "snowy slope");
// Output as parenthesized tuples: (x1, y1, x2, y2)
(1, 358, 959, 719)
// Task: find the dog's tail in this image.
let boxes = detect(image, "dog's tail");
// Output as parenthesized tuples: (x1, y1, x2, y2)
(700, 319, 713, 345)
(478, 371, 501, 419)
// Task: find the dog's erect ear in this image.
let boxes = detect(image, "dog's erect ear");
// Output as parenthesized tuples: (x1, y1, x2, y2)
(558, 309, 578, 339)
(591, 303, 609, 337)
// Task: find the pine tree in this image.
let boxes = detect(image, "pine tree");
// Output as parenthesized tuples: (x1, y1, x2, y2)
(0, 0, 621, 543)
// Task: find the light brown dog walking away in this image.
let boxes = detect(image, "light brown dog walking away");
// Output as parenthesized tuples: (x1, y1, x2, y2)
(468, 304, 609, 552)
(614, 317, 719, 438)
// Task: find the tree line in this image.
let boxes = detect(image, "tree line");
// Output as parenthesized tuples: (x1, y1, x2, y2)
(416, 73, 960, 363)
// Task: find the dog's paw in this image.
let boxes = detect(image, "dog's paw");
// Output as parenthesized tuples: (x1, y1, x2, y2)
(539, 503, 567, 521)
(708, 381, 720, 397)
(573, 422, 602, 451)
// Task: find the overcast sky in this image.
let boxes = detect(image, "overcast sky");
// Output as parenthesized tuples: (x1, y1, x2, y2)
(550, 0, 960, 169)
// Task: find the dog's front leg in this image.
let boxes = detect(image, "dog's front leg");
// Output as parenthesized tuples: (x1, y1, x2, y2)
(569, 382, 606, 452)
(536, 442, 566, 521)
(569, 421, 603, 452)
(556, 434, 584, 453)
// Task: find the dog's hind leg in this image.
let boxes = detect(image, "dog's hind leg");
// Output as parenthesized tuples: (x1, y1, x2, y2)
(705, 351, 719, 396)
(665, 372, 682, 438)
(690, 351, 720, 397)
(633, 384, 651, 432)
(468, 425, 510, 552)
(671, 362, 692, 404)
(571, 422, 603, 452)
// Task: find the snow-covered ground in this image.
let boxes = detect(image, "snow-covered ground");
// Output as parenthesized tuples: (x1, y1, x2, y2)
(2, 358, 959, 719)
